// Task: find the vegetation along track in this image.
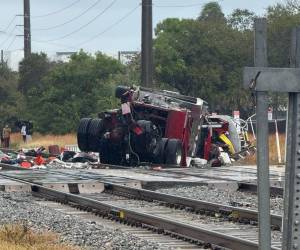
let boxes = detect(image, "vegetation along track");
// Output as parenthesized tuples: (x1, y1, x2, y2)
(0, 168, 282, 250)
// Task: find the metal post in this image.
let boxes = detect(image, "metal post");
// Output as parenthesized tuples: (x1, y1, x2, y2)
(118, 51, 121, 62)
(254, 18, 271, 250)
(24, 0, 31, 59)
(141, 0, 153, 88)
(282, 27, 300, 250)
(1, 50, 3, 65)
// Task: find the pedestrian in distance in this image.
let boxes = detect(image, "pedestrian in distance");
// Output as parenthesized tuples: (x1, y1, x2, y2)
(2, 125, 11, 148)
(21, 123, 27, 143)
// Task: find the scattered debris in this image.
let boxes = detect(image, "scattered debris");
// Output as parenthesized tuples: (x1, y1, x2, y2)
(0, 147, 99, 170)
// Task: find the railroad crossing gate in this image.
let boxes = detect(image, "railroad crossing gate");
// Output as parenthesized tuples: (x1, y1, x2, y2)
(243, 19, 300, 250)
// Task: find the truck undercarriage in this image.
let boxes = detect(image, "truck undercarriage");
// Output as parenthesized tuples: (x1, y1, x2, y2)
(77, 86, 254, 167)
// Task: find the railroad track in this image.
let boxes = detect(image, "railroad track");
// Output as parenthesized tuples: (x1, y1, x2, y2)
(0, 165, 283, 228)
(0, 164, 283, 228)
(0, 170, 282, 249)
(81, 162, 285, 195)
(134, 167, 284, 196)
(0, 156, 284, 195)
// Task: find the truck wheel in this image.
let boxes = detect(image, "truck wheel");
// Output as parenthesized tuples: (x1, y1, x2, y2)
(87, 119, 105, 152)
(165, 139, 182, 165)
(153, 138, 168, 164)
(77, 118, 92, 152)
(115, 86, 130, 99)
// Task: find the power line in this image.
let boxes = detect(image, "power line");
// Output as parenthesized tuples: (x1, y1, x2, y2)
(33, 0, 102, 31)
(36, 0, 118, 43)
(0, 27, 17, 49)
(6, 48, 23, 52)
(76, 4, 140, 47)
(6, 36, 17, 50)
(155, 3, 205, 7)
(32, 0, 81, 18)
(32, 39, 78, 51)
(1, 15, 17, 32)
(153, 0, 222, 8)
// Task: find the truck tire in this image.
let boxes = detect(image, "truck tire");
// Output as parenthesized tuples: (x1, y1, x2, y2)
(87, 119, 105, 152)
(153, 138, 168, 164)
(115, 86, 130, 99)
(77, 118, 92, 152)
(165, 139, 182, 165)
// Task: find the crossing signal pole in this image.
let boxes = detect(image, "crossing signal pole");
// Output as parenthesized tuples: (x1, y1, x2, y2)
(24, 0, 31, 59)
(141, 0, 153, 88)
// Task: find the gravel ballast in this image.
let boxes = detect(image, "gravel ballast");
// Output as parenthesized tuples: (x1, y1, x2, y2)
(0, 192, 163, 250)
(156, 185, 283, 215)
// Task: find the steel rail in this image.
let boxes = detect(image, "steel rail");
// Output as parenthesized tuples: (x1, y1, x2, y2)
(0, 172, 278, 250)
(155, 169, 284, 196)
(104, 182, 283, 229)
(238, 182, 283, 196)
(0, 165, 283, 229)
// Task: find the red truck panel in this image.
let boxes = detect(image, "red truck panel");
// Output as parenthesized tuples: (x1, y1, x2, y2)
(165, 110, 189, 166)
(165, 110, 186, 140)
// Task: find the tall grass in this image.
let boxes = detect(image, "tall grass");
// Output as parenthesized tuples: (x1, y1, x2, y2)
(10, 133, 77, 150)
(0, 224, 78, 250)
(240, 133, 286, 165)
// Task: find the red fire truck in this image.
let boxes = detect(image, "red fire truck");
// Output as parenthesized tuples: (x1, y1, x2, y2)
(77, 86, 253, 167)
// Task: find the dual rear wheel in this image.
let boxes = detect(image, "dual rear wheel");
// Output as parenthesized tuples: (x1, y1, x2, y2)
(77, 118, 104, 152)
(154, 138, 182, 165)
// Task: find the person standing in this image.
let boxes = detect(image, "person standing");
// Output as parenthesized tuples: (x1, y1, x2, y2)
(2, 125, 11, 148)
(21, 124, 27, 143)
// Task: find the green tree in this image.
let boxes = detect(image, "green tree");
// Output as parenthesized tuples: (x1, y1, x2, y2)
(0, 63, 24, 128)
(198, 1, 226, 23)
(154, 3, 254, 116)
(28, 51, 124, 134)
(18, 53, 54, 95)
(228, 9, 255, 31)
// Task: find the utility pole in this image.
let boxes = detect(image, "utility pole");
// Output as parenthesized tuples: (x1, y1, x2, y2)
(1, 50, 3, 65)
(24, 0, 31, 59)
(141, 0, 153, 88)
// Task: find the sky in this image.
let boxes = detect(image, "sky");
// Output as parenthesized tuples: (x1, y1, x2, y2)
(0, 0, 285, 69)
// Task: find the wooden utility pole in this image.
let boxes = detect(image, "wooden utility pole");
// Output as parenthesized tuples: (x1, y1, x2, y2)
(24, 0, 31, 59)
(1, 50, 3, 65)
(141, 0, 153, 88)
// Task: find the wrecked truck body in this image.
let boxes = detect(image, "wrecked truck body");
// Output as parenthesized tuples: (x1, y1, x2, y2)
(77, 86, 253, 167)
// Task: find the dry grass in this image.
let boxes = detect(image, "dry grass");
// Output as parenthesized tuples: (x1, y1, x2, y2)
(240, 133, 286, 165)
(10, 133, 77, 150)
(0, 224, 79, 250)
(8, 132, 286, 165)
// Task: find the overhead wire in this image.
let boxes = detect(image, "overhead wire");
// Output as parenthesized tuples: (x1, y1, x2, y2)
(1, 15, 17, 32)
(35, 0, 118, 43)
(154, 0, 223, 8)
(76, 4, 140, 47)
(32, 39, 78, 51)
(6, 36, 17, 50)
(0, 27, 18, 49)
(33, 0, 103, 31)
(155, 3, 206, 8)
(31, 0, 81, 18)
(11, 26, 77, 52)
(6, 48, 23, 52)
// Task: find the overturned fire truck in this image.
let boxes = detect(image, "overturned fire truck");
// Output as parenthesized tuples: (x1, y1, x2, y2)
(77, 86, 254, 167)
